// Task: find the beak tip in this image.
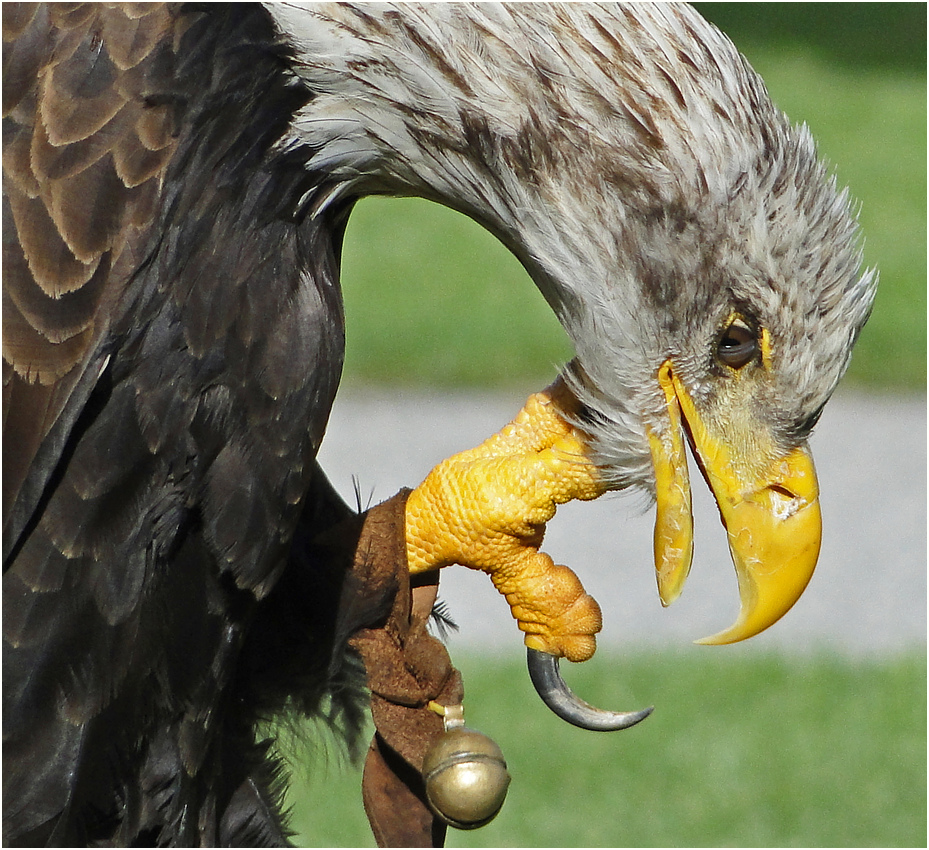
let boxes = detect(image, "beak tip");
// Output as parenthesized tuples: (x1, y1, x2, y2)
(657, 585, 682, 608)
(693, 630, 742, 647)
(693, 619, 749, 645)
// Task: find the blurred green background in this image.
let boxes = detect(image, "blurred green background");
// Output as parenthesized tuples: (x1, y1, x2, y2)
(285, 653, 924, 847)
(288, 4, 926, 847)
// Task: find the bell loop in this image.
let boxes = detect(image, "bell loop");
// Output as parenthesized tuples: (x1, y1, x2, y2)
(427, 700, 466, 730)
(442, 703, 465, 730)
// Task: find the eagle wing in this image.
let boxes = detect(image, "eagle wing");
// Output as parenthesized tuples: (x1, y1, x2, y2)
(2, 3, 177, 557)
(2, 6, 188, 841)
(3, 6, 361, 842)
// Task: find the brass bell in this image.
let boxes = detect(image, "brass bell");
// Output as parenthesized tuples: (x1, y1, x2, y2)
(422, 704, 511, 830)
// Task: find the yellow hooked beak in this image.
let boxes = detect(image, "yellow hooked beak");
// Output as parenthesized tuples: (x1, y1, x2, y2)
(648, 360, 821, 645)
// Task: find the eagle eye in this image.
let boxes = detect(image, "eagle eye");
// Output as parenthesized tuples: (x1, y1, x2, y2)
(717, 320, 758, 369)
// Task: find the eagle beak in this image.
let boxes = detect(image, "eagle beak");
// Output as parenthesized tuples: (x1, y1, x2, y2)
(648, 364, 695, 608)
(649, 361, 821, 644)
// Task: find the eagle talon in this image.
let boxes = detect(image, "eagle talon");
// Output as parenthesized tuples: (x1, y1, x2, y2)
(527, 648, 653, 731)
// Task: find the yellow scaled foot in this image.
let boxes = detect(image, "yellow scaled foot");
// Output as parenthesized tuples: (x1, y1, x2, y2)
(406, 380, 605, 662)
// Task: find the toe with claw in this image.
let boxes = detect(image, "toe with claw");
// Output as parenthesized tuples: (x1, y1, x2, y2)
(405, 379, 605, 661)
(405, 379, 651, 731)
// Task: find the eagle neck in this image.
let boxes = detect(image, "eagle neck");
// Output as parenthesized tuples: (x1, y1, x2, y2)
(267, 3, 617, 321)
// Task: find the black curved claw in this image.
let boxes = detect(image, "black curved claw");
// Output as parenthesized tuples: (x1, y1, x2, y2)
(526, 648, 654, 731)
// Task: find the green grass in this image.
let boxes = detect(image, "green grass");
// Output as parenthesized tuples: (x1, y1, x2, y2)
(694, 4, 925, 75)
(282, 651, 926, 847)
(338, 39, 926, 392)
(694, 4, 926, 75)
(340, 199, 571, 389)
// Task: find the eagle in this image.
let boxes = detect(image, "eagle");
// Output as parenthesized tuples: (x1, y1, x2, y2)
(2, 3, 874, 847)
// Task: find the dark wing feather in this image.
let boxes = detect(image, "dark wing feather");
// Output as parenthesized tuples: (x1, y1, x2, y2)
(2, 2, 177, 558)
(4, 5, 363, 845)
(1, 5, 187, 842)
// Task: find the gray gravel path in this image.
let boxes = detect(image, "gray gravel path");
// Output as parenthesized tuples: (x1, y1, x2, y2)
(317, 388, 926, 658)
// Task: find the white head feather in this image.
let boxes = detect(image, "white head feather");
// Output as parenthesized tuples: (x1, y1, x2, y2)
(267, 2, 876, 492)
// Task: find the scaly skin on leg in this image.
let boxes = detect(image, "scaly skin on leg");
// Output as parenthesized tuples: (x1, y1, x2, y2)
(405, 379, 606, 662)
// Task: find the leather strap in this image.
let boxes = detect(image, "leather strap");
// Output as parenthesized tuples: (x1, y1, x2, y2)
(344, 491, 464, 848)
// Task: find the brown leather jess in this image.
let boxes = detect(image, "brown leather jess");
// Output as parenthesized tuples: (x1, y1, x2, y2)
(318, 489, 464, 847)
